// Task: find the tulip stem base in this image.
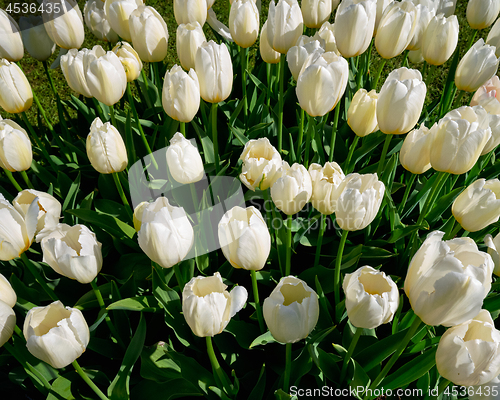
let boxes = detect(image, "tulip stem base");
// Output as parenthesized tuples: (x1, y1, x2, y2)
(297, 108, 304, 163)
(285, 215, 293, 276)
(173, 263, 185, 291)
(314, 215, 326, 269)
(21, 253, 58, 302)
(109, 104, 117, 128)
(340, 327, 362, 384)
(20, 171, 34, 189)
(112, 173, 132, 220)
(180, 122, 186, 136)
(283, 343, 292, 393)
(250, 270, 265, 333)
(206, 336, 233, 397)
(377, 134, 392, 180)
(4, 170, 23, 191)
(278, 54, 286, 153)
(329, 103, 341, 162)
(334, 230, 349, 321)
(72, 360, 110, 400)
(398, 173, 416, 214)
(211, 103, 220, 174)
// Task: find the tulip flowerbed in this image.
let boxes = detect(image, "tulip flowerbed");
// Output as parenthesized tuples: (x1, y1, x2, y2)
(2, 0, 500, 399)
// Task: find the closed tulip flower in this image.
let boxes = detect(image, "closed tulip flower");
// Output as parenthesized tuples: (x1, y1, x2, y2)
(347, 89, 379, 137)
(374, 0, 392, 34)
(182, 272, 248, 337)
(40, 224, 102, 284)
(343, 266, 399, 329)
(406, 3, 435, 51)
(302, 0, 332, 29)
(408, 48, 425, 64)
(436, 310, 500, 386)
(137, 197, 194, 269)
(314, 22, 340, 54)
(485, 232, 500, 276)
(296, 51, 349, 117)
(112, 41, 142, 82)
(105, 0, 143, 42)
(24, 301, 89, 368)
(400, 124, 434, 174)
(456, 39, 500, 92)
(467, 0, 500, 30)
(239, 137, 282, 191)
(471, 76, 500, 114)
(0, 9, 23, 62)
(271, 162, 312, 215)
(430, 106, 491, 174)
(377, 67, 426, 135)
(229, 0, 259, 48)
(287, 40, 324, 81)
(375, 0, 418, 59)
(309, 162, 345, 215)
(0, 273, 16, 308)
(266, 0, 304, 54)
(218, 206, 271, 270)
(195, 41, 233, 103)
(482, 113, 500, 154)
(436, 0, 457, 17)
(334, 0, 376, 58)
(84, 0, 118, 43)
(263, 276, 319, 343)
(19, 16, 56, 62)
(166, 132, 204, 184)
(421, 13, 459, 66)
(60, 49, 92, 98)
(177, 22, 206, 71)
(0, 300, 15, 347)
(129, 5, 169, 63)
(0, 119, 32, 172)
(162, 66, 200, 123)
(42, 0, 85, 50)
(0, 59, 33, 114)
(174, 0, 208, 26)
(260, 20, 281, 64)
(452, 179, 500, 232)
(487, 18, 500, 58)
(404, 231, 494, 326)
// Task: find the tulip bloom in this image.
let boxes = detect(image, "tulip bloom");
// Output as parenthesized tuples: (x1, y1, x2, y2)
(485, 232, 500, 276)
(406, 3, 435, 51)
(42, 0, 85, 50)
(19, 16, 56, 62)
(313, 22, 339, 54)
(0, 59, 33, 114)
(404, 231, 493, 327)
(266, 0, 304, 54)
(176, 22, 206, 71)
(400, 124, 434, 174)
(271, 162, 312, 215)
(229, 0, 260, 49)
(0, 119, 32, 172)
(487, 18, 500, 58)
(471, 76, 500, 115)
(263, 276, 319, 343)
(421, 14, 459, 66)
(174, 0, 208, 26)
(301, 0, 332, 29)
(60, 49, 92, 98)
(260, 20, 281, 64)
(436, 310, 500, 386)
(182, 272, 248, 337)
(86, 117, 128, 174)
(166, 132, 204, 184)
(287, 40, 324, 81)
(467, 0, 500, 30)
(0, 300, 15, 347)
(84, 0, 119, 43)
(105, 0, 143, 42)
(112, 41, 142, 82)
(162, 66, 200, 123)
(347, 89, 379, 137)
(308, 162, 345, 215)
(374, 0, 391, 34)
(376, 67, 426, 135)
(0, 9, 23, 62)
(24, 301, 90, 368)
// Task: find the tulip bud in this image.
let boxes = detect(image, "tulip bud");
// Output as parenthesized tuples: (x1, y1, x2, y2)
(19, 16, 56, 62)
(174, 0, 208, 26)
(24, 301, 90, 368)
(314, 21, 340, 54)
(162, 66, 200, 123)
(0, 59, 33, 114)
(471, 75, 500, 114)
(84, 45, 127, 105)
(430, 106, 491, 174)
(406, 3, 435, 51)
(218, 206, 271, 270)
(86, 117, 128, 174)
(0, 273, 16, 308)
(404, 231, 493, 326)
(375, 0, 419, 59)
(271, 162, 312, 215)
(260, 20, 281, 64)
(334, 0, 376, 58)
(239, 137, 282, 191)
(308, 162, 345, 215)
(377, 67, 426, 135)
(487, 18, 500, 58)
(137, 197, 194, 268)
(0, 9, 23, 62)
(296, 52, 349, 117)
(40, 224, 103, 284)
(485, 232, 500, 276)
(42, 0, 85, 50)
(0, 300, 15, 347)
(421, 13, 459, 66)
(112, 41, 142, 82)
(263, 276, 319, 343)
(195, 41, 233, 103)
(467, 0, 500, 30)
(266, 0, 304, 54)
(105, 0, 143, 42)
(182, 272, 248, 337)
(455, 39, 500, 93)
(302, 0, 332, 29)
(84, 0, 119, 43)
(452, 178, 500, 232)
(60, 48, 92, 98)
(129, 5, 169, 63)
(335, 173, 384, 231)
(400, 124, 434, 174)
(166, 132, 204, 184)
(343, 265, 399, 329)
(229, 0, 260, 48)
(436, 310, 500, 386)
(177, 22, 207, 71)
(287, 40, 324, 81)
(347, 89, 379, 137)
(436, 0, 457, 17)
(408, 48, 425, 64)
(0, 119, 32, 172)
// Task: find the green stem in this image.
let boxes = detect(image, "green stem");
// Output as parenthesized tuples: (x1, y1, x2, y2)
(240, 46, 248, 119)
(42, 61, 57, 97)
(334, 230, 349, 320)
(283, 342, 292, 393)
(211, 102, 220, 174)
(329, 103, 341, 162)
(140, 69, 153, 109)
(314, 215, 326, 268)
(21, 112, 56, 170)
(356, 56, 363, 91)
(173, 263, 185, 291)
(112, 173, 132, 220)
(20, 171, 34, 189)
(92, 98, 106, 121)
(285, 214, 293, 276)
(398, 173, 416, 214)
(206, 336, 233, 396)
(266, 62, 272, 108)
(377, 134, 392, 179)
(452, 90, 466, 109)
(417, 172, 448, 227)
(446, 220, 462, 240)
(4, 170, 22, 191)
(304, 114, 315, 168)
(180, 122, 186, 136)
(251, 270, 265, 333)
(21, 252, 58, 301)
(344, 135, 360, 173)
(340, 327, 362, 383)
(372, 59, 387, 91)
(72, 360, 110, 400)
(402, 50, 409, 67)
(424, 63, 435, 90)
(466, 30, 478, 51)
(297, 108, 305, 163)
(109, 104, 117, 127)
(278, 54, 286, 153)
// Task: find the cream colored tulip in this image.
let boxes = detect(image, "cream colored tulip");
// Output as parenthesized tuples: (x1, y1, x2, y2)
(308, 162, 345, 215)
(287, 40, 324, 81)
(436, 0, 456, 17)
(182, 272, 248, 337)
(487, 18, 500, 58)
(485, 232, 500, 276)
(271, 162, 312, 215)
(260, 20, 281, 64)
(0, 9, 23, 61)
(42, 0, 85, 50)
(421, 14, 459, 66)
(314, 22, 340, 55)
(347, 89, 379, 137)
(174, 0, 208, 26)
(61, 48, 92, 98)
(400, 124, 434, 174)
(467, 0, 500, 30)
(112, 41, 142, 82)
(105, 0, 143, 42)
(408, 49, 425, 64)
(133, 201, 148, 232)
(302, 0, 332, 29)
(0, 119, 32, 172)
(0, 300, 15, 347)
(406, 3, 435, 51)
(404, 231, 493, 326)
(229, 0, 260, 48)
(19, 16, 56, 62)
(374, 0, 392, 34)
(266, 0, 304, 54)
(86, 117, 127, 174)
(470, 75, 500, 115)
(84, 0, 119, 43)
(482, 113, 500, 154)
(0, 273, 16, 308)
(166, 132, 204, 184)
(177, 22, 206, 71)
(263, 276, 319, 343)
(0, 59, 33, 113)
(162, 66, 200, 123)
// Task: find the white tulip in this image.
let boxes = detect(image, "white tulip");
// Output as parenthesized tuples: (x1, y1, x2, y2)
(266, 0, 304, 54)
(162, 66, 200, 123)
(308, 162, 345, 215)
(0, 119, 32, 172)
(176, 22, 207, 71)
(421, 13, 459, 66)
(112, 41, 142, 82)
(302, 0, 332, 29)
(0, 300, 15, 347)
(471, 76, 500, 115)
(400, 124, 434, 174)
(260, 20, 281, 64)
(347, 88, 379, 137)
(174, 0, 208, 26)
(42, 0, 85, 50)
(271, 162, 312, 215)
(105, 0, 143, 42)
(166, 132, 204, 184)
(60, 48, 93, 98)
(0, 9, 23, 61)
(0, 273, 16, 308)
(0, 59, 33, 114)
(287, 40, 324, 81)
(406, 2, 435, 51)
(229, 0, 260, 48)
(314, 21, 340, 54)
(485, 232, 500, 276)
(467, 0, 500, 30)
(84, 0, 119, 43)
(19, 16, 55, 61)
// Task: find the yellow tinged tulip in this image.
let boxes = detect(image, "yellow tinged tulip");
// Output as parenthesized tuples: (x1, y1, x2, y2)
(0, 119, 32, 172)
(347, 88, 379, 137)
(0, 59, 33, 114)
